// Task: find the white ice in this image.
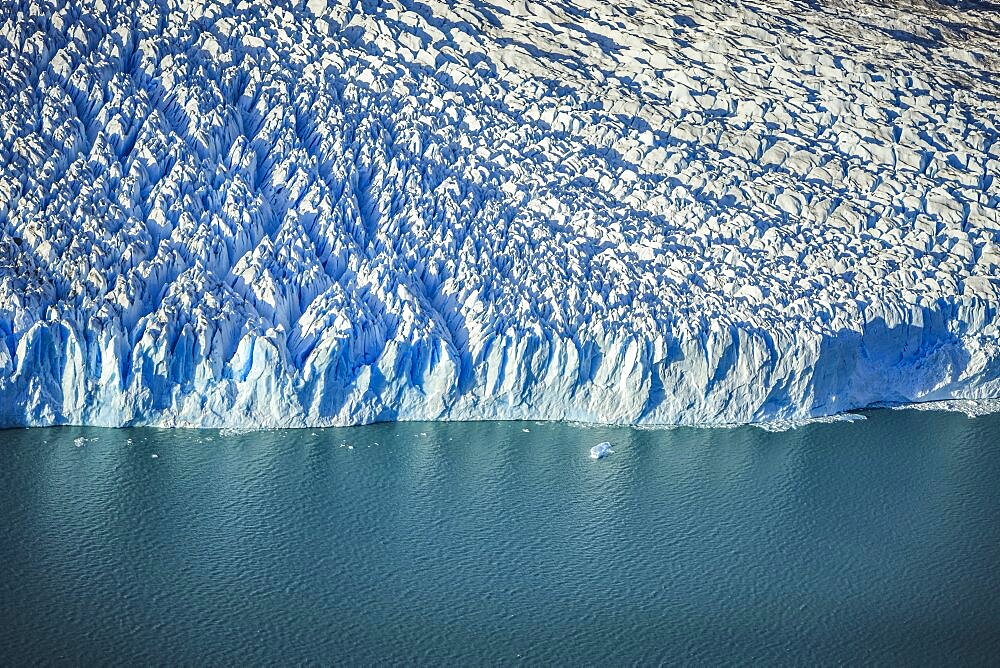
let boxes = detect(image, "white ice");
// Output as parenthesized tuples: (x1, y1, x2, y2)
(1, 0, 999, 428)
(590, 442, 613, 459)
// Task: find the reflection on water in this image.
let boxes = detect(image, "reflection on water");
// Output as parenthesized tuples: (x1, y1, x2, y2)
(1, 410, 999, 663)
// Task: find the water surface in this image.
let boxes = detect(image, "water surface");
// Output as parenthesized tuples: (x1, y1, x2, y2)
(1, 410, 999, 664)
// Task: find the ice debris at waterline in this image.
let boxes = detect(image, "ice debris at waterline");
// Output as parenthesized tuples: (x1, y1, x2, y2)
(1, 0, 1000, 429)
(590, 442, 613, 460)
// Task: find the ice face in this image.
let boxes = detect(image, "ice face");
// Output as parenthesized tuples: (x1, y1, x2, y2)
(0, 0, 999, 428)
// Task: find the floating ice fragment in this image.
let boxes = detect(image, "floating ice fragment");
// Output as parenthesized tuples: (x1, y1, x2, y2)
(522, 428, 530, 433)
(151, 454, 159, 459)
(890, 398, 1000, 418)
(74, 437, 87, 447)
(220, 428, 258, 438)
(590, 442, 613, 459)
(754, 412, 868, 432)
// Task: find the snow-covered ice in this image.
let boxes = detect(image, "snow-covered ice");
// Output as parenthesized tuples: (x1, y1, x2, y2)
(1, 0, 999, 428)
(590, 442, 613, 459)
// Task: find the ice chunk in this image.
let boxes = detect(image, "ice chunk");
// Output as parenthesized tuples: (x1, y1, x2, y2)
(590, 442, 613, 459)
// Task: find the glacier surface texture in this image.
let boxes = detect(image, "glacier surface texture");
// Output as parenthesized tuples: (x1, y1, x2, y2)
(1, 0, 1000, 428)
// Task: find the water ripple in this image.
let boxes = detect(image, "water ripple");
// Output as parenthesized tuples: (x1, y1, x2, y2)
(1, 410, 999, 663)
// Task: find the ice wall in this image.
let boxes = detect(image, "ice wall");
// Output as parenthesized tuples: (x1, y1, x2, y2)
(1, 0, 999, 427)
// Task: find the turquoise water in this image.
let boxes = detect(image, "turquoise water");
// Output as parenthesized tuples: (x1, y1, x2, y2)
(1, 410, 999, 664)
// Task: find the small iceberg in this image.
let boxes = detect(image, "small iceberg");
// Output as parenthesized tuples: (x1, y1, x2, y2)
(590, 441, 613, 459)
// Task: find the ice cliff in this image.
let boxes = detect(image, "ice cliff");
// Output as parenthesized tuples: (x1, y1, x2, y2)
(1, 0, 999, 428)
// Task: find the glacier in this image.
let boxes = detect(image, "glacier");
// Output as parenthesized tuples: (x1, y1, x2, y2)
(1, 0, 999, 428)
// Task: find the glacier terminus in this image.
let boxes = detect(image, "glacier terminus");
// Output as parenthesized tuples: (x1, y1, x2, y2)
(1, 0, 999, 428)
